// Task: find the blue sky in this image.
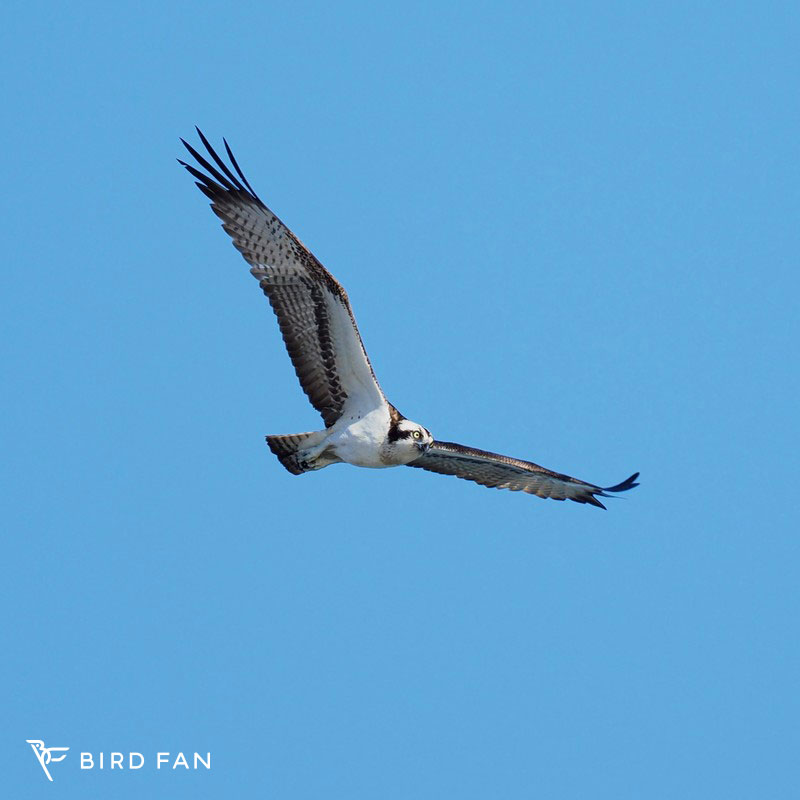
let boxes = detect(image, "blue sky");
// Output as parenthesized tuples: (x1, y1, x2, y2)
(3, 1, 798, 797)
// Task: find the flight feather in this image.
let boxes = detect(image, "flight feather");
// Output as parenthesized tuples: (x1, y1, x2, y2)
(179, 129, 384, 427)
(408, 441, 639, 508)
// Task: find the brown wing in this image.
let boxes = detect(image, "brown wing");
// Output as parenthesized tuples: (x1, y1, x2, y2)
(408, 441, 639, 509)
(179, 129, 386, 427)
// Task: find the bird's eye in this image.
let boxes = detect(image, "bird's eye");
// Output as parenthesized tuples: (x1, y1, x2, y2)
(412, 430, 421, 439)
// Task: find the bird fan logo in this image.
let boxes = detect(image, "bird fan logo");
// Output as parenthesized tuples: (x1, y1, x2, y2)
(27, 739, 69, 781)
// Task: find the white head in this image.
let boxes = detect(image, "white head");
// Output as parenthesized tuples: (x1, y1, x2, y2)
(385, 417, 434, 464)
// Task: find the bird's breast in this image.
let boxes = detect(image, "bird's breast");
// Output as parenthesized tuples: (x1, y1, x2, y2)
(328, 410, 394, 468)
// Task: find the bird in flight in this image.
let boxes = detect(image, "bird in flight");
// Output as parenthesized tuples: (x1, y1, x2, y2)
(179, 130, 639, 508)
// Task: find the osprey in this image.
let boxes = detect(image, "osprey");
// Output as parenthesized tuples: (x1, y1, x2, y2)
(179, 131, 639, 509)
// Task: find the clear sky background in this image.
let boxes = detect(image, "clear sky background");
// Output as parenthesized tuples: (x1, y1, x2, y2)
(3, 1, 798, 797)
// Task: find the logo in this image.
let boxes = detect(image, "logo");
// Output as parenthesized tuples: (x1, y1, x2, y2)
(27, 739, 70, 782)
(25, 739, 212, 782)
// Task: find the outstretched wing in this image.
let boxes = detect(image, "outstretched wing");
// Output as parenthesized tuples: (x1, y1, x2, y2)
(179, 129, 386, 428)
(408, 441, 639, 508)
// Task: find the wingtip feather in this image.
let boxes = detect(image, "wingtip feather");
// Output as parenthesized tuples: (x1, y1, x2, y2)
(603, 472, 640, 493)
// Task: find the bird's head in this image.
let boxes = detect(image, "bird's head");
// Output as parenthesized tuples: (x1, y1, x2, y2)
(387, 418, 433, 463)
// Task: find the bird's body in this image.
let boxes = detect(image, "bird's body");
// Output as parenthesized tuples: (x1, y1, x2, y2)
(311, 407, 414, 469)
(268, 405, 430, 474)
(180, 130, 639, 509)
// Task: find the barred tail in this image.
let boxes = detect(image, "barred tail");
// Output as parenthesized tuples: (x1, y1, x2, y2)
(266, 431, 324, 475)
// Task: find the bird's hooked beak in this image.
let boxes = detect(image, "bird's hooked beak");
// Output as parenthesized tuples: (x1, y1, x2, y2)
(416, 441, 431, 454)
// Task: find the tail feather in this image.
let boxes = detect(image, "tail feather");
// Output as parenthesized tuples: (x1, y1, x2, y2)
(266, 431, 323, 475)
